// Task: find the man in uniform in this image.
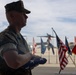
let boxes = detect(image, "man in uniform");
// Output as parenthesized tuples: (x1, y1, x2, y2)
(0, 0, 47, 75)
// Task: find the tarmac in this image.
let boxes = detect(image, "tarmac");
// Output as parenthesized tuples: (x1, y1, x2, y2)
(31, 63, 76, 75)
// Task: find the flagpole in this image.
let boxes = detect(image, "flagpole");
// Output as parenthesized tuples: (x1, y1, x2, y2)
(67, 54, 76, 67)
(48, 50, 50, 64)
(52, 27, 58, 64)
(52, 28, 57, 35)
(47, 38, 50, 64)
(74, 54, 75, 64)
(69, 55, 76, 67)
(59, 69, 61, 74)
(56, 49, 58, 64)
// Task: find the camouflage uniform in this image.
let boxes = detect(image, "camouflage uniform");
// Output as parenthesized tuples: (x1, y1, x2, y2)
(0, 27, 32, 75)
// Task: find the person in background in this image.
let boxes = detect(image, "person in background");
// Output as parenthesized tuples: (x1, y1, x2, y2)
(0, 0, 47, 75)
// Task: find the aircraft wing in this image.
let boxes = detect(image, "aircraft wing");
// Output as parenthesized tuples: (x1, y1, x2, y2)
(36, 42, 47, 45)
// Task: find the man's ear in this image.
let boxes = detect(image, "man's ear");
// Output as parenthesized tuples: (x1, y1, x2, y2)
(9, 13, 14, 18)
(9, 12, 17, 21)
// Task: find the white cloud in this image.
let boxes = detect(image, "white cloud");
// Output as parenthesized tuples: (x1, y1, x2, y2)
(0, 0, 76, 45)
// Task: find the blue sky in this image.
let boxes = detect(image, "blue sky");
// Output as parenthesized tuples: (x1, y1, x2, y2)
(0, 0, 76, 46)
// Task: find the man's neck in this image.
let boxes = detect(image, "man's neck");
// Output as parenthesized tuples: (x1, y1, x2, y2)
(8, 25, 21, 33)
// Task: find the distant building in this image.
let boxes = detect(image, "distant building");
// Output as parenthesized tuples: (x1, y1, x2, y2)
(69, 42, 75, 49)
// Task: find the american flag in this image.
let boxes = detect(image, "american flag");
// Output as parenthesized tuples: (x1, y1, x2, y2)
(32, 37, 36, 54)
(56, 34, 68, 70)
(52, 28, 68, 72)
(23, 57, 47, 69)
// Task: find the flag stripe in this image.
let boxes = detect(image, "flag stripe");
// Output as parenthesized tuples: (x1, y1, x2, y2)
(59, 51, 64, 64)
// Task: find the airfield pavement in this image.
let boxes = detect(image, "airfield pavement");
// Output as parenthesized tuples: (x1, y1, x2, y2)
(32, 63, 76, 75)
